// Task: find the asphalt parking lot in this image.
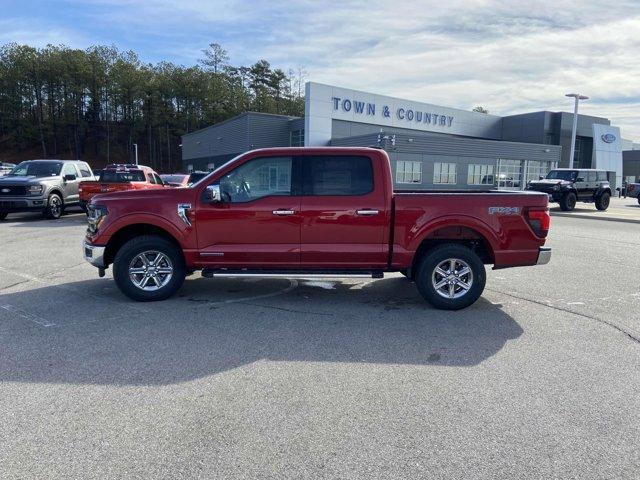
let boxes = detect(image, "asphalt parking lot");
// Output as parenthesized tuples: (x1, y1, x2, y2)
(1, 211, 639, 479)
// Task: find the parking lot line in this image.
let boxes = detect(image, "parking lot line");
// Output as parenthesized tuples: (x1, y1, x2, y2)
(1, 304, 55, 327)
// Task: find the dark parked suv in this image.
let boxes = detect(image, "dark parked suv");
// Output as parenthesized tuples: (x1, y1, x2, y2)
(0, 159, 95, 220)
(526, 168, 611, 211)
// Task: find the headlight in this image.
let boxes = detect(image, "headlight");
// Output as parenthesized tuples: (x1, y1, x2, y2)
(28, 185, 43, 195)
(87, 205, 108, 234)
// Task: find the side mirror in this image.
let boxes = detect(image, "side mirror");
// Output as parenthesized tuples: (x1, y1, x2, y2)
(576, 177, 584, 182)
(539, 175, 544, 180)
(203, 184, 222, 203)
(64, 174, 76, 181)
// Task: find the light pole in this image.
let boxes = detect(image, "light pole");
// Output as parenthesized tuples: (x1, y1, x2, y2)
(565, 93, 589, 169)
(133, 143, 139, 165)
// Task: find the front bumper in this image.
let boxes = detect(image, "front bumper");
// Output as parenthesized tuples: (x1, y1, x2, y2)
(536, 247, 552, 265)
(0, 195, 47, 212)
(83, 240, 106, 268)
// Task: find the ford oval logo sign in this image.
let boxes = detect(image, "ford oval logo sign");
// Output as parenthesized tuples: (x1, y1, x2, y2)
(601, 133, 616, 143)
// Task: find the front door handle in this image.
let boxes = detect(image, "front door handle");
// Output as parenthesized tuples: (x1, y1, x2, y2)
(356, 209, 380, 216)
(273, 209, 295, 216)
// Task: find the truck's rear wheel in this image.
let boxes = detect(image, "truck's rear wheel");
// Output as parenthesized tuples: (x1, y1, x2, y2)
(113, 235, 186, 302)
(415, 244, 486, 310)
(559, 192, 576, 211)
(0, 212, 7, 220)
(595, 192, 610, 211)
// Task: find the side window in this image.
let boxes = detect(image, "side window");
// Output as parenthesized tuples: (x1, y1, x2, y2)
(79, 164, 92, 178)
(219, 156, 292, 203)
(147, 173, 157, 184)
(586, 171, 597, 182)
(596, 171, 607, 181)
(304, 155, 373, 196)
(576, 171, 586, 182)
(153, 173, 163, 185)
(62, 163, 78, 177)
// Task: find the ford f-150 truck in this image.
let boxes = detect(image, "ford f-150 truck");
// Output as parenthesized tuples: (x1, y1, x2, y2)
(78, 164, 166, 211)
(83, 147, 551, 310)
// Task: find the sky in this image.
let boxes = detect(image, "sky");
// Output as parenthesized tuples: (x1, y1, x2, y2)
(2, 0, 640, 141)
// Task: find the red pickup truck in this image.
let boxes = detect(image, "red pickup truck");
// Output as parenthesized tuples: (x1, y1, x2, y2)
(78, 164, 165, 210)
(83, 147, 551, 310)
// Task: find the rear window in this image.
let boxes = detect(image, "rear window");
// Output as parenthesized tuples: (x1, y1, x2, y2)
(303, 156, 373, 196)
(597, 171, 607, 181)
(100, 170, 145, 182)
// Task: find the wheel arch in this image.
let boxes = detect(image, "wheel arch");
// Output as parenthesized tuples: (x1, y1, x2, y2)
(408, 221, 496, 279)
(104, 223, 184, 266)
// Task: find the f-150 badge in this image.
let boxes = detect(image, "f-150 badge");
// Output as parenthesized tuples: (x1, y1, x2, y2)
(488, 207, 520, 215)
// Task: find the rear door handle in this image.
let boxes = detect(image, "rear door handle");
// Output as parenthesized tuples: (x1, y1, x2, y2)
(273, 209, 295, 216)
(356, 209, 379, 216)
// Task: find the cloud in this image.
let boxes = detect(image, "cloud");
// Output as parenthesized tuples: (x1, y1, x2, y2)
(4, 0, 640, 140)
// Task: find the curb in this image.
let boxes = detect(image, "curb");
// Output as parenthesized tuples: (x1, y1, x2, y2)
(550, 211, 640, 225)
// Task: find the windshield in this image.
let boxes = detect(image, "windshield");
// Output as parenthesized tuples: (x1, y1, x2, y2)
(546, 170, 577, 181)
(187, 172, 208, 185)
(161, 174, 187, 184)
(100, 170, 145, 182)
(9, 161, 63, 177)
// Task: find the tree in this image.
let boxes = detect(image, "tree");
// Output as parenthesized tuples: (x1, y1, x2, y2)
(472, 106, 489, 114)
(0, 42, 305, 170)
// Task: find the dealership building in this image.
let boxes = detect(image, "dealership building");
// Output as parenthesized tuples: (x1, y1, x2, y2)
(182, 82, 626, 190)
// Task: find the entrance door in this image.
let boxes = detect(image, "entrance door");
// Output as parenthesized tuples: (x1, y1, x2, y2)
(195, 155, 301, 267)
(496, 159, 523, 190)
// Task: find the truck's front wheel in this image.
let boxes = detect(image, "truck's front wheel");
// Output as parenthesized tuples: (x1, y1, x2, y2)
(113, 235, 186, 302)
(415, 244, 486, 310)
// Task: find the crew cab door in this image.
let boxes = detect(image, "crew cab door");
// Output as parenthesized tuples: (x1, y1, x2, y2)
(195, 155, 301, 267)
(299, 154, 390, 268)
(61, 163, 80, 203)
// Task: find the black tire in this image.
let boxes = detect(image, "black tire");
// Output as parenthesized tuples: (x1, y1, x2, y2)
(595, 192, 610, 211)
(399, 270, 411, 279)
(0, 212, 7, 220)
(43, 193, 63, 219)
(559, 192, 577, 211)
(415, 244, 486, 310)
(113, 235, 186, 302)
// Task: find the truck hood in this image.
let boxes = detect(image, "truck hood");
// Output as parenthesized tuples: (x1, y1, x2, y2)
(0, 175, 57, 186)
(91, 186, 189, 204)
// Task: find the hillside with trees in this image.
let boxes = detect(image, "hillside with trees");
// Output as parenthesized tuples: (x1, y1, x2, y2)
(0, 43, 306, 172)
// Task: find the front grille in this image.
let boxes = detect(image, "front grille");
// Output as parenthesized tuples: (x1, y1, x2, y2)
(0, 185, 27, 196)
(0, 200, 28, 207)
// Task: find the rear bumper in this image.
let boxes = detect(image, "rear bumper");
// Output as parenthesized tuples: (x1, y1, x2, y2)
(83, 240, 106, 268)
(536, 247, 552, 265)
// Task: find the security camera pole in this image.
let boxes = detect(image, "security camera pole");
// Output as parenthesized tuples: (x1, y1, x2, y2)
(133, 143, 139, 165)
(565, 93, 589, 169)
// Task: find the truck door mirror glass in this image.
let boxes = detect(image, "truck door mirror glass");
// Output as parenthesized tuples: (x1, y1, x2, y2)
(64, 174, 76, 181)
(203, 184, 222, 203)
(576, 177, 584, 183)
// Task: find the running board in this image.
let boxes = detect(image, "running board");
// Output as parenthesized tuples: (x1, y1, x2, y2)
(202, 269, 384, 279)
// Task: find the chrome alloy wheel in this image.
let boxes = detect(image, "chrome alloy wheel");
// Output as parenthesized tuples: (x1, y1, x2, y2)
(128, 250, 174, 291)
(431, 258, 474, 299)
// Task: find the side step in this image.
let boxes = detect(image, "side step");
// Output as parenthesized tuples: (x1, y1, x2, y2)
(202, 269, 384, 279)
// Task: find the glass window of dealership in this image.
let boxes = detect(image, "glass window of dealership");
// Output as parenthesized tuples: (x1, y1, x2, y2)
(182, 82, 625, 190)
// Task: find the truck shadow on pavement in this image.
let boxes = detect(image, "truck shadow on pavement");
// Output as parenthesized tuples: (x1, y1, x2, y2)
(0, 277, 523, 386)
